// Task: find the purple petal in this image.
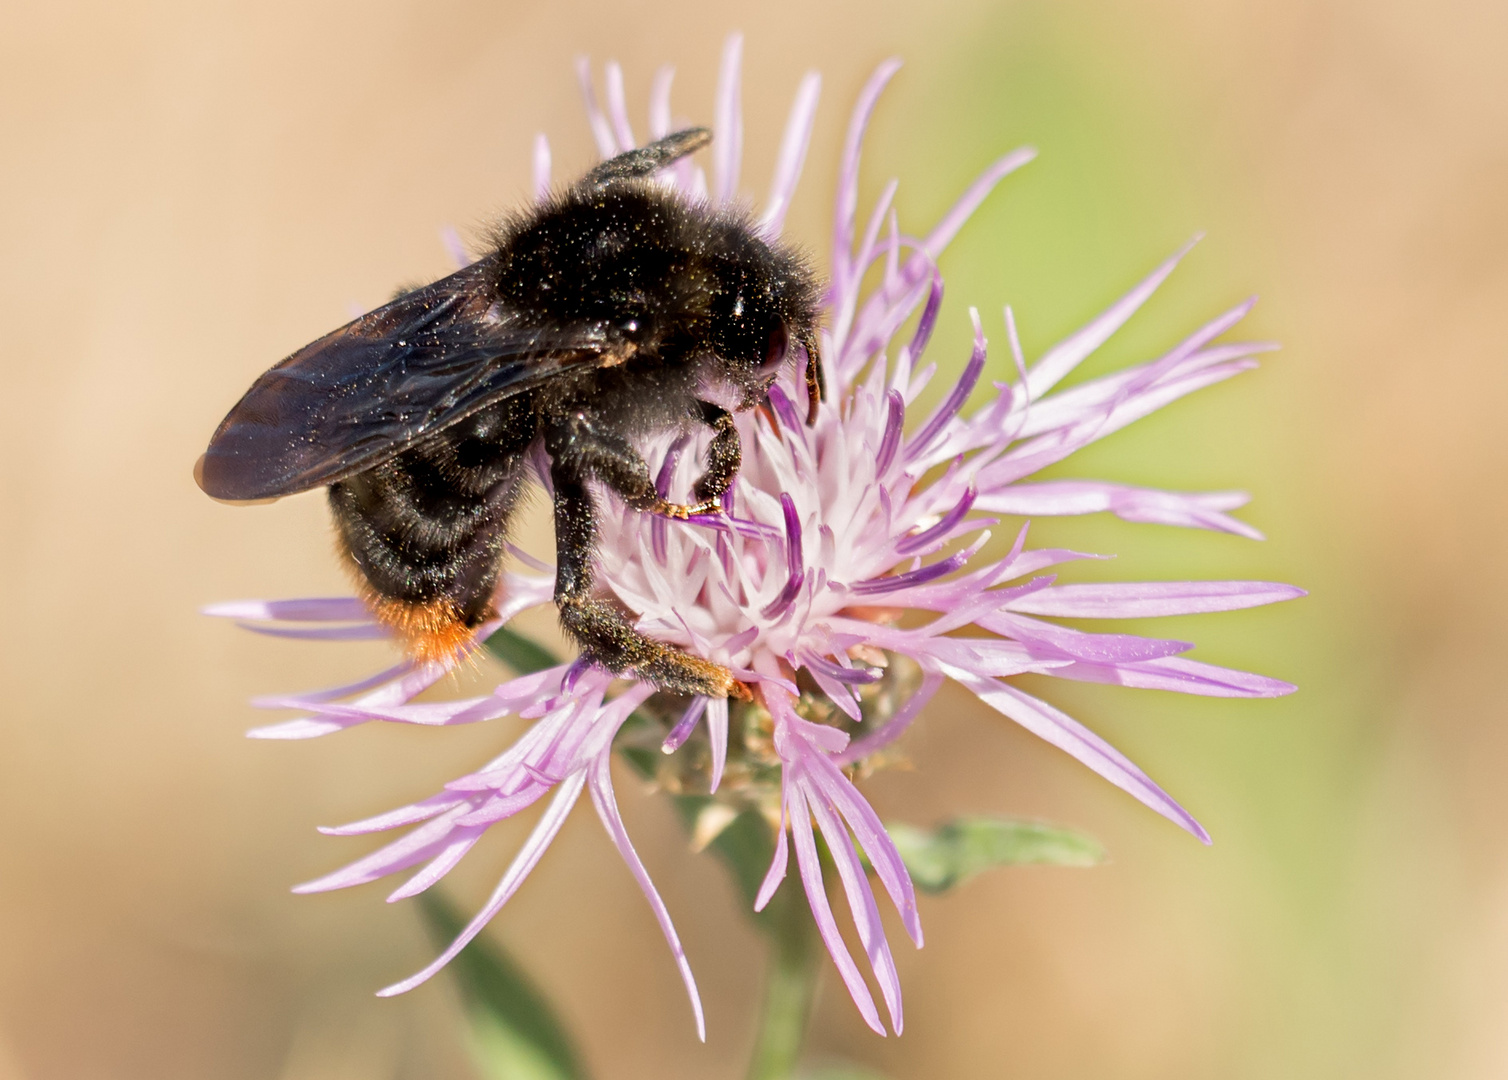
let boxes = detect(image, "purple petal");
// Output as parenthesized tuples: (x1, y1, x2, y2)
(949, 671, 1209, 842)
(803, 651, 882, 685)
(850, 532, 988, 596)
(255, 694, 511, 729)
(760, 495, 806, 618)
(662, 696, 707, 754)
(587, 752, 706, 1040)
(377, 770, 587, 996)
(766, 382, 805, 432)
(1008, 580, 1306, 619)
(837, 177, 898, 339)
(895, 486, 977, 556)
(722, 624, 760, 656)
(904, 267, 944, 364)
(686, 512, 782, 543)
(874, 390, 906, 476)
(905, 308, 986, 460)
(249, 662, 415, 710)
(1013, 342, 1274, 440)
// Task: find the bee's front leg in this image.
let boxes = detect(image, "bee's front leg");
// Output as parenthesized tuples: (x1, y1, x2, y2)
(690, 401, 741, 506)
(545, 446, 746, 699)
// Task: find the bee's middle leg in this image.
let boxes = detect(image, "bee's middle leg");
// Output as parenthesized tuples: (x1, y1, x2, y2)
(548, 413, 722, 519)
(547, 456, 745, 698)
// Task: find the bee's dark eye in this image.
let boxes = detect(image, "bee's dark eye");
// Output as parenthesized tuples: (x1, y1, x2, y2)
(758, 324, 790, 375)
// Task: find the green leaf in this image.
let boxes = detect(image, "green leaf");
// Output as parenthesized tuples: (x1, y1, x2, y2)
(483, 624, 561, 675)
(797, 1067, 893, 1080)
(885, 816, 1106, 893)
(673, 798, 778, 913)
(417, 891, 588, 1080)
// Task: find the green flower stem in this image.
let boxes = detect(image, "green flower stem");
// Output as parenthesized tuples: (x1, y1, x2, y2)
(746, 882, 823, 1080)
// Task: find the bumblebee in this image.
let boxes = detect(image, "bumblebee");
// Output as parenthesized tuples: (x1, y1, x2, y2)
(197, 129, 822, 699)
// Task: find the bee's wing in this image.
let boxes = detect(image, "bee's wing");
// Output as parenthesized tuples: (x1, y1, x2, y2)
(199, 258, 611, 501)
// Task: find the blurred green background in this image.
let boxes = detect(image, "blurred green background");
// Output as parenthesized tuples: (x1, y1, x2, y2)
(3, 0, 1504, 1076)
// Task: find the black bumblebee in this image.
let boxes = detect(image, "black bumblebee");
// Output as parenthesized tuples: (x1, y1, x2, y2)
(197, 129, 822, 699)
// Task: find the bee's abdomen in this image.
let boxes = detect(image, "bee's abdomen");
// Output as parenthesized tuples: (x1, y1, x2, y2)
(329, 395, 539, 660)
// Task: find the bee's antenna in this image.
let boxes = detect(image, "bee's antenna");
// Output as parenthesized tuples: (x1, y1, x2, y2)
(582, 128, 712, 189)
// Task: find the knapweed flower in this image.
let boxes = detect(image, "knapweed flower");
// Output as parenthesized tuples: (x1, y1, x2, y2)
(210, 38, 1300, 1039)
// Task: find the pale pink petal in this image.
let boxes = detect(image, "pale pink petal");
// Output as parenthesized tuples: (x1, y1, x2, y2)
(760, 71, 822, 237)
(836, 672, 944, 764)
(712, 35, 743, 204)
(1008, 580, 1306, 619)
(377, 770, 587, 996)
(387, 828, 486, 901)
(1050, 655, 1298, 697)
(588, 751, 706, 1040)
(235, 623, 388, 641)
(705, 696, 729, 793)
(1024, 235, 1201, 399)
(806, 792, 904, 1033)
(318, 793, 466, 837)
(753, 793, 790, 912)
(788, 785, 885, 1035)
(533, 133, 551, 201)
(832, 58, 903, 284)
(295, 805, 474, 894)
(648, 66, 674, 140)
(603, 61, 637, 150)
(917, 148, 1037, 264)
(975, 481, 1264, 539)
(802, 752, 921, 947)
(204, 597, 368, 621)
(575, 57, 618, 156)
(949, 670, 1210, 842)
(439, 225, 470, 269)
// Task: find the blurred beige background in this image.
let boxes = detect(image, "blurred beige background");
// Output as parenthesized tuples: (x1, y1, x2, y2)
(3, 0, 1506, 1077)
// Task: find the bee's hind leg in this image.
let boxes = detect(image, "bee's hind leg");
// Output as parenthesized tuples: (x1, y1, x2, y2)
(547, 452, 747, 699)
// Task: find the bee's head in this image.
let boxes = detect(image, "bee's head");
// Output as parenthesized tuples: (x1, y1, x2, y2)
(701, 228, 825, 422)
(498, 185, 825, 420)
